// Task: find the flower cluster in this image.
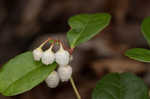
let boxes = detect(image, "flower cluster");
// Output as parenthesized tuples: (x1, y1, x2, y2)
(32, 40, 72, 88)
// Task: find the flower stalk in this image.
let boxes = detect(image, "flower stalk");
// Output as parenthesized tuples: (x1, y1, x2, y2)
(70, 77, 81, 99)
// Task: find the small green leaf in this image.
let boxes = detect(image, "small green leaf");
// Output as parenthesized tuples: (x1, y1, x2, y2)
(92, 73, 148, 99)
(142, 16, 150, 45)
(67, 13, 111, 48)
(125, 48, 150, 62)
(0, 51, 57, 96)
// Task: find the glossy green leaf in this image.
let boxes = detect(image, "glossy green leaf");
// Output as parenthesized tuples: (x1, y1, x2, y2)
(0, 51, 57, 96)
(142, 16, 150, 45)
(125, 48, 150, 62)
(92, 73, 148, 99)
(67, 13, 111, 48)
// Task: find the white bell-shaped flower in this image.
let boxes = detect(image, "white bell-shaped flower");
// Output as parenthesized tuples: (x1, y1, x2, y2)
(58, 65, 72, 82)
(33, 39, 50, 61)
(55, 43, 70, 66)
(33, 48, 43, 61)
(41, 45, 55, 65)
(45, 71, 60, 88)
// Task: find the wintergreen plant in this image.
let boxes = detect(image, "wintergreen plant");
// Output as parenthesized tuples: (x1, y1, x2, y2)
(124, 17, 150, 99)
(0, 13, 149, 99)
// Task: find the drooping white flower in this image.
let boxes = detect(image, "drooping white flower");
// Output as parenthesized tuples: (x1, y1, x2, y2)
(41, 45, 55, 65)
(33, 48, 43, 61)
(33, 39, 50, 61)
(57, 65, 72, 82)
(45, 71, 60, 88)
(55, 43, 70, 66)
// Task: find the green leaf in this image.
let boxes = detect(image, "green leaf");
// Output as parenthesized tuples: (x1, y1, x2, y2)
(0, 51, 57, 96)
(142, 16, 150, 45)
(125, 48, 150, 62)
(92, 73, 148, 99)
(67, 13, 111, 48)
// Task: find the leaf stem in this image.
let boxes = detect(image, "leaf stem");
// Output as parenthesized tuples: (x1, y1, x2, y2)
(70, 76, 81, 99)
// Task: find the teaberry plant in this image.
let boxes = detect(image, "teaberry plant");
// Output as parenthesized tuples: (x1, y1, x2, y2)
(125, 17, 150, 99)
(0, 13, 149, 99)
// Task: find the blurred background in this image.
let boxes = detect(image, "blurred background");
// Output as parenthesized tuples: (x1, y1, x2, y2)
(0, 0, 150, 98)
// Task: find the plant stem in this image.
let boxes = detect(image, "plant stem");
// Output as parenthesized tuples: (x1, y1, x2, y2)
(70, 77, 81, 99)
